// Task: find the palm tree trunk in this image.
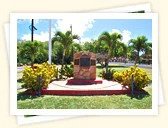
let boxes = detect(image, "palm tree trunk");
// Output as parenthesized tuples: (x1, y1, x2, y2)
(105, 58, 108, 73)
(62, 49, 65, 69)
(106, 49, 112, 72)
(134, 52, 139, 65)
(134, 57, 137, 65)
(106, 51, 111, 73)
(59, 49, 65, 79)
(31, 54, 35, 68)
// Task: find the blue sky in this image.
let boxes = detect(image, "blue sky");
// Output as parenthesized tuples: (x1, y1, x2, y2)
(17, 19, 152, 44)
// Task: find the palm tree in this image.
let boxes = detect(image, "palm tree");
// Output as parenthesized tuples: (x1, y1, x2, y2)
(83, 41, 95, 52)
(69, 43, 82, 56)
(98, 32, 122, 72)
(114, 42, 127, 58)
(129, 36, 148, 64)
(67, 43, 82, 63)
(52, 31, 80, 69)
(144, 42, 152, 55)
(143, 42, 152, 64)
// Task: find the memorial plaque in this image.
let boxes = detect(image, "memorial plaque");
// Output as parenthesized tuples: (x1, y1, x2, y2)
(80, 58, 90, 67)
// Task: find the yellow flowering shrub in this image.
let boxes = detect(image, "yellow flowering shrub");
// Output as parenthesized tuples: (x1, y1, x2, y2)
(113, 66, 151, 89)
(22, 62, 58, 91)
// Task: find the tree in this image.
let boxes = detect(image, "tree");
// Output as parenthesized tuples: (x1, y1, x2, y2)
(68, 43, 82, 62)
(51, 43, 64, 65)
(18, 41, 45, 66)
(144, 42, 152, 56)
(98, 32, 122, 72)
(114, 42, 127, 58)
(127, 45, 135, 61)
(34, 42, 48, 64)
(82, 41, 95, 52)
(52, 31, 80, 68)
(129, 36, 148, 64)
(142, 42, 152, 64)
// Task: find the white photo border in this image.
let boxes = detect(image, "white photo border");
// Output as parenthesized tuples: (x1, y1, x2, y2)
(10, 13, 158, 115)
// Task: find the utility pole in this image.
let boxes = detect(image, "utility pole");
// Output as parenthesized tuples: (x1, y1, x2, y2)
(70, 24, 72, 35)
(29, 19, 37, 42)
(31, 19, 34, 42)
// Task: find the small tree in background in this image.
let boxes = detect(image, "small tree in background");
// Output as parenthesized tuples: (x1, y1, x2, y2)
(129, 36, 149, 65)
(18, 41, 47, 67)
(52, 31, 80, 69)
(98, 32, 122, 72)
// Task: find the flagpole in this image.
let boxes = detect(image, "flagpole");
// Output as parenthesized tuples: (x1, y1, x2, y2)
(48, 19, 52, 64)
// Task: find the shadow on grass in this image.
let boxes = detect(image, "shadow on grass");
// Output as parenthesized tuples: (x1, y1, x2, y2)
(17, 91, 43, 101)
(127, 89, 150, 100)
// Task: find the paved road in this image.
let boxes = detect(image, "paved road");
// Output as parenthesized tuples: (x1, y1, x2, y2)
(108, 62, 152, 69)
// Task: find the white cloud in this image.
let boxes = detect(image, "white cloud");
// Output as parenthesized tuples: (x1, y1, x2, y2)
(21, 24, 56, 42)
(34, 19, 40, 25)
(80, 37, 92, 43)
(111, 29, 132, 45)
(54, 18, 95, 37)
(122, 30, 132, 43)
(111, 29, 121, 34)
(21, 31, 50, 42)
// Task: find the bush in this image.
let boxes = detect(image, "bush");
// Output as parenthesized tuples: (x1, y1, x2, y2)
(59, 64, 73, 79)
(17, 41, 48, 65)
(99, 69, 115, 80)
(22, 62, 58, 91)
(113, 65, 150, 89)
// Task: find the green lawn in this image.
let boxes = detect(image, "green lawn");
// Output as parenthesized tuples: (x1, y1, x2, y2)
(17, 86, 152, 109)
(96, 64, 129, 76)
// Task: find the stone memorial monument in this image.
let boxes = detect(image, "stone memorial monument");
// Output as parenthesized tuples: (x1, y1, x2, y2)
(73, 51, 96, 80)
(67, 51, 102, 85)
